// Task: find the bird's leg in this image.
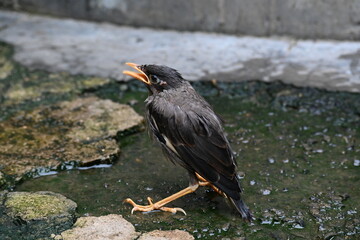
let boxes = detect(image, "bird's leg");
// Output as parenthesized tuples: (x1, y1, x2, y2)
(195, 173, 224, 196)
(124, 184, 199, 215)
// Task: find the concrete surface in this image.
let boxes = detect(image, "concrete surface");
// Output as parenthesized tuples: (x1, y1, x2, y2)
(0, 10, 359, 92)
(1, 0, 360, 40)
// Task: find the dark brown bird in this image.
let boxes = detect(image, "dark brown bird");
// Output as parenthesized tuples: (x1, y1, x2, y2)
(123, 63, 252, 221)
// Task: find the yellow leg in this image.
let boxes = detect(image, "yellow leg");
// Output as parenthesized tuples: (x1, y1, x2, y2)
(195, 173, 224, 196)
(124, 172, 225, 215)
(124, 184, 199, 215)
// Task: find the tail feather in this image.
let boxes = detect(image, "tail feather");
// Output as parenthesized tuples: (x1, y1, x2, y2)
(230, 197, 253, 221)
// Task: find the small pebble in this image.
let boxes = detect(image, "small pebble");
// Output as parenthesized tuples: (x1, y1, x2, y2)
(268, 158, 275, 164)
(354, 159, 360, 167)
(261, 189, 271, 195)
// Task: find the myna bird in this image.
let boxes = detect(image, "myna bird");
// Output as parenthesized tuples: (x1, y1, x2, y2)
(123, 63, 252, 221)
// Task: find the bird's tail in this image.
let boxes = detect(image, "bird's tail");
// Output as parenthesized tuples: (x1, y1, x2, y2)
(230, 197, 253, 221)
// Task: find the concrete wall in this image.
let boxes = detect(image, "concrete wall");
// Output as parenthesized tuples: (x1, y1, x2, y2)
(1, 0, 360, 40)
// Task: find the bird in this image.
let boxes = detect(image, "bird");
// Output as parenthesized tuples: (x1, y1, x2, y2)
(123, 62, 252, 221)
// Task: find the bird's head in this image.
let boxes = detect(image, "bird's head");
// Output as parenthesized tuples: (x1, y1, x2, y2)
(123, 63, 185, 94)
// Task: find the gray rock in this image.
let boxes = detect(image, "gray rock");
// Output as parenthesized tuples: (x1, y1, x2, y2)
(0, 10, 359, 92)
(0, 96, 144, 178)
(0, 191, 76, 239)
(52, 97, 144, 142)
(58, 214, 140, 240)
(138, 230, 195, 240)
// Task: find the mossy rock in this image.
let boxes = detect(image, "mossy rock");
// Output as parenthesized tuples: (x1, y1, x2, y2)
(0, 191, 77, 239)
(5, 191, 76, 220)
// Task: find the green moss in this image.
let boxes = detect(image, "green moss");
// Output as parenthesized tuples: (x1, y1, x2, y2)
(81, 77, 110, 89)
(5, 82, 41, 102)
(5, 192, 73, 220)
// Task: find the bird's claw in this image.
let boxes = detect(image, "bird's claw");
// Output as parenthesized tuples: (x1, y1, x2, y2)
(160, 206, 187, 215)
(124, 197, 186, 215)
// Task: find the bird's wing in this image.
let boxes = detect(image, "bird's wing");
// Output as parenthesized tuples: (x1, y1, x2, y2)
(147, 96, 241, 198)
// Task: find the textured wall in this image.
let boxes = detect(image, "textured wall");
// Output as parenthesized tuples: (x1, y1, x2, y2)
(1, 0, 360, 40)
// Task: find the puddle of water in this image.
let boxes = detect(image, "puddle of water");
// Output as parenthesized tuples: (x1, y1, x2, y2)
(16, 92, 360, 239)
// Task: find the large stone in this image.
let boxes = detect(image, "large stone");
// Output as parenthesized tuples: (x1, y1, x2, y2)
(0, 10, 359, 92)
(0, 96, 144, 179)
(138, 230, 195, 240)
(57, 214, 195, 240)
(59, 214, 140, 240)
(0, 191, 76, 239)
(5, 191, 76, 221)
(52, 97, 144, 142)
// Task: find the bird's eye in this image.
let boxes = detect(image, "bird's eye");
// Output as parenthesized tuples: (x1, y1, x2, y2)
(150, 75, 161, 84)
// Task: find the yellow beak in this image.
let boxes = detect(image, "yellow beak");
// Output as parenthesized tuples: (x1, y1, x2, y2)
(123, 62, 150, 85)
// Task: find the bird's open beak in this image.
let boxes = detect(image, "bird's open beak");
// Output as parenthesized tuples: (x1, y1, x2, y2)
(123, 62, 150, 85)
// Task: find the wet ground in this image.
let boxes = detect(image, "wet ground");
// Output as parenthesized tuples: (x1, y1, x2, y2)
(1, 41, 360, 239)
(16, 84, 360, 239)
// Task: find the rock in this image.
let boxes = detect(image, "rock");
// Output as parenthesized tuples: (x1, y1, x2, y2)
(59, 214, 139, 240)
(0, 96, 144, 179)
(138, 230, 195, 240)
(0, 191, 76, 239)
(5, 191, 76, 220)
(4, 74, 110, 106)
(53, 97, 143, 142)
(0, 11, 359, 92)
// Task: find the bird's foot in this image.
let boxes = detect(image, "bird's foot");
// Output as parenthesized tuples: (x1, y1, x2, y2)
(124, 197, 186, 215)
